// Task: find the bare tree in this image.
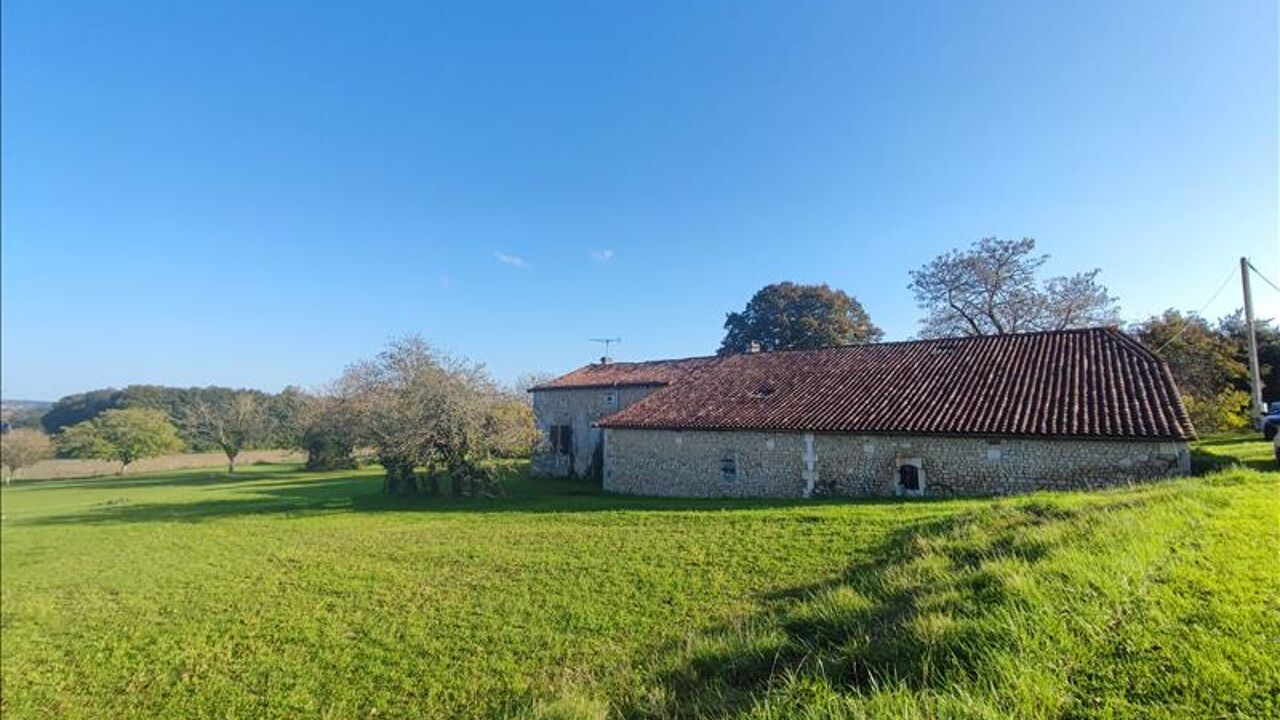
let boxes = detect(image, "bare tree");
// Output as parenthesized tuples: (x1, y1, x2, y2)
(183, 392, 271, 473)
(909, 237, 1119, 338)
(340, 336, 500, 495)
(513, 372, 557, 402)
(1, 429, 54, 484)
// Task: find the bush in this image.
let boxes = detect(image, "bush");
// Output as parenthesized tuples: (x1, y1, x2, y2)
(1, 428, 55, 482)
(1183, 389, 1252, 434)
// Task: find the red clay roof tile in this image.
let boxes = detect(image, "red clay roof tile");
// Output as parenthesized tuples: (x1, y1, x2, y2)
(580, 328, 1194, 440)
(529, 356, 718, 390)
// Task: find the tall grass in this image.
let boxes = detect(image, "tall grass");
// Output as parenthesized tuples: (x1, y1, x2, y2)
(1, 437, 1276, 719)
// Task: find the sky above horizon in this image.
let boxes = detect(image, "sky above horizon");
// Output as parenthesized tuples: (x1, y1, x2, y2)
(3, 1, 1278, 401)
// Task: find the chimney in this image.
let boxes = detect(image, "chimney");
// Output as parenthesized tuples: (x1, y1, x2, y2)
(747, 341, 762, 354)
(600, 356, 612, 365)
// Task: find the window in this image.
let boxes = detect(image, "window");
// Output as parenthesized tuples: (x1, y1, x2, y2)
(603, 391, 617, 407)
(898, 464, 920, 491)
(986, 441, 1003, 462)
(721, 453, 738, 483)
(896, 459, 925, 497)
(550, 425, 573, 455)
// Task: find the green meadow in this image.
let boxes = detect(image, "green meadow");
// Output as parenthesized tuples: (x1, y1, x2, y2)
(2, 438, 1276, 719)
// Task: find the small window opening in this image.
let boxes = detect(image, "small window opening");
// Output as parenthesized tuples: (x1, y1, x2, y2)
(898, 464, 920, 491)
(550, 425, 573, 455)
(896, 459, 925, 497)
(603, 391, 617, 407)
(721, 453, 738, 483)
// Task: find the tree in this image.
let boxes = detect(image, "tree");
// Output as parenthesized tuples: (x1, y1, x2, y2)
(719, 282, 883, 354)
(513, 372, 557, 401)
(1218, 311, 1280, 401)
(266, 385, 309, 449)
(1, 429, 55, 483)
(56, 408, 184, 474)
(296, 391, 359, 471)
(909, 237, 1120, 338)
(183, 392, 271, 473)
(41, 389, 124, 434)
(340, 336, 498, 495)
(1131, 310, 1252, 432)
(480, 393, 539, 458)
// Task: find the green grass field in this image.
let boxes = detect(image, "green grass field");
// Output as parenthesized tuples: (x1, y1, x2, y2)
(2, 438, 1277, 719)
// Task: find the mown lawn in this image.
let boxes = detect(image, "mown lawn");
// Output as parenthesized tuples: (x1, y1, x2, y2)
(1, 440, 1277, 719)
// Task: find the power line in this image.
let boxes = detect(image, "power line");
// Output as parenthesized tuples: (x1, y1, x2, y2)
(1152, 264, 1236, 355)
(1246, 260, 1280, 293)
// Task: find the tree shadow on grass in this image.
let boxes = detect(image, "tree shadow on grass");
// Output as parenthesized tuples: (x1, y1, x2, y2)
(1190, 447, 1275, 473)
(629, 492, 1168, 718)
(18, 465, 985, 527)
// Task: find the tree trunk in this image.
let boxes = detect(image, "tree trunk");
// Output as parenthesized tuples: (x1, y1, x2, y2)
(228, 453, 238, 474)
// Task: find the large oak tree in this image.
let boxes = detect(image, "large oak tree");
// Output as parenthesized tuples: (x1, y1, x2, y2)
(720, 282, 882, 354)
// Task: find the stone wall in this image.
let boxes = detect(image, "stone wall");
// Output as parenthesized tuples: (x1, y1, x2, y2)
(603, 428, 1191, 498)
(530, 386, 658, 477)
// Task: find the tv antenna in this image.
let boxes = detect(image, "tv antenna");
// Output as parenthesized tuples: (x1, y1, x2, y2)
(590, 337, 622, 362)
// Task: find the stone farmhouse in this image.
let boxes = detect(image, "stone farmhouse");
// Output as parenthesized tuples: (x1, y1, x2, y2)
(529, 328, 1196, 498)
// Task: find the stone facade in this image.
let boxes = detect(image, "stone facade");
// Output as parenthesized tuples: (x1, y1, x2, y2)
(531, 386, 659, 478)
(602, 428, 1191, 498)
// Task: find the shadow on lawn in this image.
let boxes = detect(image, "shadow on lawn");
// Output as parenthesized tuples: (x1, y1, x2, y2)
(19, 465, 961, 527)
(625, 492, 1167, 718)
(1191, 447, 1276, 473)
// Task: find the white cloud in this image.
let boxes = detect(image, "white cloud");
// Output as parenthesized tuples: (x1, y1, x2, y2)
(495, 251, 532, 269)
(591, 249, 615, 262)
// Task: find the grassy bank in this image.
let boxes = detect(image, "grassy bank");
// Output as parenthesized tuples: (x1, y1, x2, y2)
(1, 439, 1276, 718)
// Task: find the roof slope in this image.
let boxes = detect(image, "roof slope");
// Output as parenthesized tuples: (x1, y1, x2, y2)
(530, 356, 718, 390)
(596, 328, 1195, 440)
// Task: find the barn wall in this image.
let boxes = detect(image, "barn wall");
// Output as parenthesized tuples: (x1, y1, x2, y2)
(602, 428, 1190, 498)
(530, 386, 659, 478)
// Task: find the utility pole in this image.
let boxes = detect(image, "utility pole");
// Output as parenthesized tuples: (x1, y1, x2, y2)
(1241, 257, 1265, 423)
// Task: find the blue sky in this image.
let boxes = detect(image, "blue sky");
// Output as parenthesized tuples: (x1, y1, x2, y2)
(3, 1, 1277, 401)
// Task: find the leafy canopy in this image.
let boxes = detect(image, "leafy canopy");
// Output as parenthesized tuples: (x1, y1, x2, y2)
(1130, 310, 1254, 432)
(57, 408, 184, 471)
(720, 282, 883, 354)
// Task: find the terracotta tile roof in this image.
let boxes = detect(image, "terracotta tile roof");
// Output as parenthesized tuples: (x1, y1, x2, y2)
(530, 356, 718, 390)
(594, 328, 1195, 440)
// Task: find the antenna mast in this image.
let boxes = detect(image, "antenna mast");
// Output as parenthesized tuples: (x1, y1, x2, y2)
(589, 337, 622, 363)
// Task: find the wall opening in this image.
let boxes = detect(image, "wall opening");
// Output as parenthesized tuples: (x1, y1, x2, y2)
(721, 452, 738, 483)
(896, 458, 925, 497)
(550, 425, 573, 455)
